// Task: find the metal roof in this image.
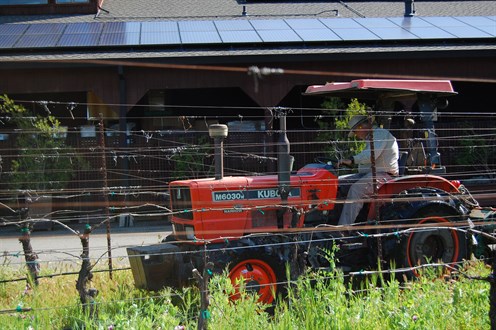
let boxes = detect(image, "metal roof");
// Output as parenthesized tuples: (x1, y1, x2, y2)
(0, 1, 494, 62)
(1, 1, 495, 24)
(0, 16, 493, 51)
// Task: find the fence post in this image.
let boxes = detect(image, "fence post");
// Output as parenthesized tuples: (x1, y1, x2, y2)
(193, 261, 214, 330)
(489, 249, 496, 329)
(98, 114, 113, 279)
(18, 224, 39, 286)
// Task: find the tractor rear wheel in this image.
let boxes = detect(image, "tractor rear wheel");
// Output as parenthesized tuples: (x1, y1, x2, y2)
(399, 208, 467, 277)
(228, 255, 285, 304)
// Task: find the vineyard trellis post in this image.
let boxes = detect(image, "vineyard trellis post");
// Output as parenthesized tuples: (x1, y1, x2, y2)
(98, 114, 113, 279)
(18, 223, 39, 286)
(488, 242, 496, 329)
(193, 261, 214, 330)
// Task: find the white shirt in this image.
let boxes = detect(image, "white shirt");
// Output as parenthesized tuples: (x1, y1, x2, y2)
(353, 127, 399, 175)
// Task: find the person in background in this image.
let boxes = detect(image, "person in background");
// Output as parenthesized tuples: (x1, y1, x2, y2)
(337, 115, 399, 226)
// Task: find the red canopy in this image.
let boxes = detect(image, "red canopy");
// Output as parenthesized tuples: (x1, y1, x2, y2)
(304, 79, 457, 98)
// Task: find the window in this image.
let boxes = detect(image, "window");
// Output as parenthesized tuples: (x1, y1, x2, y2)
(0, 0, 96, 14)
(56, 0, 89, 3)
(0, 0, 48, 4)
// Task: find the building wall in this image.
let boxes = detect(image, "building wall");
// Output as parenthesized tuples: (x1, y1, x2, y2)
(0, 0, 100, 15)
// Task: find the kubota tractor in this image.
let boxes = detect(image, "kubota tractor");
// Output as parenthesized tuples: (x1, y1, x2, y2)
(128, 79, 495, 304)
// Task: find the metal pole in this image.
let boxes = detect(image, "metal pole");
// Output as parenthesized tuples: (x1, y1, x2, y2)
(276, 108, 291, 228)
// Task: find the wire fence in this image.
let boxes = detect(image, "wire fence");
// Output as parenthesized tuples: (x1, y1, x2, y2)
(0, 99, 496, 328)
(0, 217, 495, 328)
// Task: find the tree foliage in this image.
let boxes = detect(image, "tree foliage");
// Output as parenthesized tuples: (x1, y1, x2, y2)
(171, 135, 213, 180)
(455, 125, 496, 178)
(0, 95, 86, 192)
(316, 97, 367, 160)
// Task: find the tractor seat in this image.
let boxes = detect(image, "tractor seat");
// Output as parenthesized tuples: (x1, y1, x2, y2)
(398, 151, 409, 176)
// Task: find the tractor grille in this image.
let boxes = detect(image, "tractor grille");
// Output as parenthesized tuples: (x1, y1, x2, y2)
(170, 186, 193, 220)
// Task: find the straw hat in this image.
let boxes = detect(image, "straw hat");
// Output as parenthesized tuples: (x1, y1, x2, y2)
(348, 115, 368, 137)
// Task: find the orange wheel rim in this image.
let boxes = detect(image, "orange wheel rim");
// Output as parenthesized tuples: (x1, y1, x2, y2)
(229, 259, 277, 304)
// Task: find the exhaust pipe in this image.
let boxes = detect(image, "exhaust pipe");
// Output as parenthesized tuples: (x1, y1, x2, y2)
(275, 108, 294, 228)
(277, 111, 291, 201)
(209, 124, 228, 180)
(404, 0, 415, 17)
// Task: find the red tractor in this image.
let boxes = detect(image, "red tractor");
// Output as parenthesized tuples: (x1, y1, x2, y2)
(128, 79, 495, 304)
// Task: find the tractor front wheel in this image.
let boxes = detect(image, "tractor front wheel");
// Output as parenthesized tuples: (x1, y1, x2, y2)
(228, 256, 283, 304)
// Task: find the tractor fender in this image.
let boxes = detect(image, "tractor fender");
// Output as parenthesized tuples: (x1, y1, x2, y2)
(367, 174, 462, 220)
(379, 187, 469, 223)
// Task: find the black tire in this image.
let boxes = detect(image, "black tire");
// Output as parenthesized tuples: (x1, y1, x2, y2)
(398, 207, 467, 277)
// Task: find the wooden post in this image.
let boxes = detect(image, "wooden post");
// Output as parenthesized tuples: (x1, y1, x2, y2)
(489, 249, 496, 329)
(367, 113, 383, 263)
(18, 224, 39, 286)
(98, 114, 113, 279)
(193, 261, 214, 330)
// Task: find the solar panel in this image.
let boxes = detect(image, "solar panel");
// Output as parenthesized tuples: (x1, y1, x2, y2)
(455, 16, 496, 27)
(250, 19, 290, 30)
(257, 29, 301, 42)
(388, 17, 433, 28)
(454, 16, 495, 36)
(422, 16, 468, 27)
(219, 30, 261, 43)
(25, 23, 66, 35)
(65, 22, 104, 34)
(445, 26, 493, 38)
(141, 32, 181, 45)
(476, 25, 496, 36)
(354, 18, 398, 28)
(178, 21, 216, 32)
(293, 29, 341, 42)
(319, 18, 363, 29)
(331, 28, 380, 41)
(141, 21, 178, 33)
(180, 31, 221, 44)
(0, 34, 21, 48)
(0, 15, 493, 51)
(369, 27, 418, 40)
(422, 17, 494, 38)
(284, 19, 327, 30)
(214, 20, 254, 31)
(405, 27, 455, 39)
(103, 22, 141, 34)
(99, 32, 140, 46)
(0, 24, 29, 35)
(58, 33, 100, 47)
(14, 34, 60, 48)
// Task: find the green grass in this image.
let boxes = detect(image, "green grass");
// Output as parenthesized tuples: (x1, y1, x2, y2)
(0, 260, 491, 329)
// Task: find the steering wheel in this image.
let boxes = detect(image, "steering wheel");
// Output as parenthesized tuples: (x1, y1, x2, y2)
(314, 156, 339, 166)
(315, 156, 354, 168)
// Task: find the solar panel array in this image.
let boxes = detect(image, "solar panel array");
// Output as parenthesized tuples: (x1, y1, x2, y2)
(0, 16, 494, 50)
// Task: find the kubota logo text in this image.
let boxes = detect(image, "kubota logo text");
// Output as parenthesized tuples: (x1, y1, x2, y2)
(212, 188, 300, 202)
